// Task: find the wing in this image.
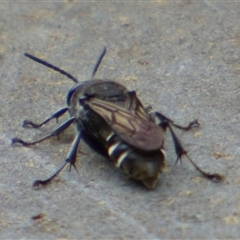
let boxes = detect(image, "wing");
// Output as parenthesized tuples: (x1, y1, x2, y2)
(85, 97, 163, 151)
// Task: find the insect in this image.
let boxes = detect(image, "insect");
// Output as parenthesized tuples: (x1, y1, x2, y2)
(11, 47, 223, 189)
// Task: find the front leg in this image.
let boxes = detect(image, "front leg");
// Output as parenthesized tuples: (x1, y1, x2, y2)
(23, 107, 68, 128)
(12, 117, 75, 146)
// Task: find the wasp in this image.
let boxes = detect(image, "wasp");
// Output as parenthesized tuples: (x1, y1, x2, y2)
(11, 47, 223, 189)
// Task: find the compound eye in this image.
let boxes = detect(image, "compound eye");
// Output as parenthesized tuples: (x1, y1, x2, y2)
(79, 97, 86, 106)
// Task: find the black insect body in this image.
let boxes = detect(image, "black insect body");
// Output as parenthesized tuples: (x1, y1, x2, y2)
(77, 91, 166, 188)
(12, 47, 223, 189)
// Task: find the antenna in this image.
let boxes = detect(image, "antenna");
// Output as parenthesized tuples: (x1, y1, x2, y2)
(91, 46, 107, 79)
(24, 53, 79, 83)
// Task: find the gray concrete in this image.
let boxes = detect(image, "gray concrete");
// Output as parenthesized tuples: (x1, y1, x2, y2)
(1, 1, 239, 239)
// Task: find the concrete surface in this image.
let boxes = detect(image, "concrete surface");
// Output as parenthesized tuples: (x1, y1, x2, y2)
(1, 1, 240, 239)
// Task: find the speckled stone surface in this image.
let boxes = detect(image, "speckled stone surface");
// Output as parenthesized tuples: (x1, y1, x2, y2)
(1, 1, 240, 239)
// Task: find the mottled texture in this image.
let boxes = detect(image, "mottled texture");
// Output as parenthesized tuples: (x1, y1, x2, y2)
(1, 1, 239, 239)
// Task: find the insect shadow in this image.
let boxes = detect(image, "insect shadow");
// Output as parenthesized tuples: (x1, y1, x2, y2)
(11, 47, 223, 189)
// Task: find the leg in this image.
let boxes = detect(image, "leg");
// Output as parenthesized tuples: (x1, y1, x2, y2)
(33, 130, 82, 188)
(155, 112, 223, 182)
(155, 111, 199, 131)
(11, 117, 75, 146)
(23, 107, 68, 128)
